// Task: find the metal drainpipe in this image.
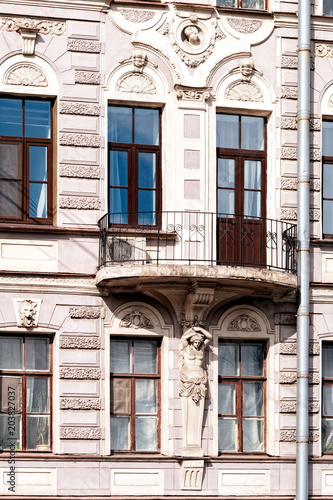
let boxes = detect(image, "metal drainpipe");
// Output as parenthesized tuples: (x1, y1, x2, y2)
(296, 0, 311, 497)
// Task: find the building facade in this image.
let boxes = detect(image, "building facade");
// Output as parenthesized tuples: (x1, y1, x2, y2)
(0, 0, 332, 497)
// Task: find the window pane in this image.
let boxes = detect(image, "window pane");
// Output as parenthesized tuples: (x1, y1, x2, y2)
(138, 208, 156, 225)
(0, 414, 21, 450)
(216, 114, 238, 149)
(218, 159, 235, 188)
(0, 337, 23, 370)
(108, 106, 132, 143)
(243, 418, 264, 451)
(323, 122, 333, 156)
(219, 383, 236, 414)
(110, 339, 131, 373)
(323, 385, 333, 415)
(0, 143, 22, 179)
(219, 342, 239, 376)
(134, 340, 157, 373)
(0, 376, 22, 412)
(243, 382, 264, 416)
(244, 161, 261, 189)
(26, 415, 50, 449)
(26, 377, 50, 413)
(218, 189, 235, 216)
(136, 379, 157, 414)
(109, 188, 128, 221)
(138, 190, 156, 220)
(134, 109, 159, 145)
(0, 180, 21, 217)
(323, 163, 333, 200)
(0, 98, 23, 137)
(26, 338, 49, 371)
(217, 0, 237, 6)
(323, 345, 333, 377)
(241, 116, 264, 150)
(29, 146, 47, 181)
(242, 0, 265, 8)
(244, 191, 261, 217)
(218, 418, 237, 452)
(323, 200, 333, 234)
(111, 378, 131, 414)
(241, 343, 263, 376)
(109, 151, 128, 187)
(25, 101, 51, 139)
(322, 418, 333, 452)
(135, 416, 157, 451)
(111, 416, 130, 450)
(138, 153, 156, 189)
(29, 183, 47, 218)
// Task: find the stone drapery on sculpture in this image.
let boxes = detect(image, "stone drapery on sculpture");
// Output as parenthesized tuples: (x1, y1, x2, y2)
(179, 327, 212, 403)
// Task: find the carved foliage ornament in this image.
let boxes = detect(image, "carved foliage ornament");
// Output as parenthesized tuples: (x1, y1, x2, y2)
(119, 9, 155, 23)
(227, 314, 261, 332)
(120, 310, 154, 329)
(227, 18, 263, 34)
(4, 64, 47, 87)
(0, 16, 65, 35)
(315, 42, 333, 58)
(117, 73, 156, 94)
(225, 81, 263, 102)
(175, 85, 212, 101)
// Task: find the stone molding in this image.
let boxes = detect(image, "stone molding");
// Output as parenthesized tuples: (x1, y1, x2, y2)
(60, 368, 101, 379)
(119, 9, 155, 23)
(75, 70, 101, 85)
(60, 337, 101, 349)
(281, 56, 314, 70)
(281, 87, 297, 99)
(175, 85, 212, 101)
(281, 177, 320, 192)
(69, 306, 101, 319)
(280, 117, 321, 131)
(68, 39, 101, 53)
(4, 64, 47, 87)
(60, 398, 101, 410)
(279, 372, 319, 384)
(280, 342, 319, 355)
(120, 310, 154, 329)
(181, 460, 204, 490)
(225, 81, 263, 102)
(281, 147, 321, 161)
(59, 165, 100, 179)
(59, 133, 101, 148)
(60, 427, 101, 440)
(227, 313, 261, 332)
(280, 430, 319, 442)
(279, 401, 319, 413)
(117, 73, 156, 94)
(59, 102, 101, 116)
(227, 18, 263, 33)
(182, 285, 215, 329)
(0, 16, 65, 35)
(59, 196, 101, 210)
(315, 42, 333, 57)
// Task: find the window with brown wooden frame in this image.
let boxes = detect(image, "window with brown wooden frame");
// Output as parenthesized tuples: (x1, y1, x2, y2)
(322, 121, 333, 238)
(322, 343, 333, 452)
(0, 96, 53, 224)
(108, 105, 161, 226)
(218, 340, 266, 453)
(0, 335, 52, 451)
(110, 337, 160, 452)
(216, 0, 266, 9)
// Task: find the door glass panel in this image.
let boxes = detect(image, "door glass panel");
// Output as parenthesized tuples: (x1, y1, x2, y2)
(135, 416, 157, 451)
(29, 146, 47, 181)
(109, 188, 128, 222)
(26, 377, 50, 413)
(218, 158, 235, 188)
(0, 337, 23, 370)
(244, 161, 261, 189)
(241, 344, 263, 376)
(138, 190, 156, 222)
(0, 180, 21, 217)
(216, 114, 238, 148)
(323, 345, 333, 377)
(29, 183, 47, 218)
(218, 189, 234, 216)
(138, 153, 156, 188)
(323, 122, 333, 156)
(134, 340, 157, 373)
(0, 143, 22, 179)
(0, 98, 23, 137)
(241, 116, 264, 150)
(134, 109, 159, 145)
(25, 101, 51, 139)
(244, 191, 261, 217)
(110, 151, 128, 187)
(111, 416, 130, 450)
(243, 382, 264, 416)
(111, 378, 131, 414)
(136, 379, 157, 414)
(218, 418, 237, 452)
(218, 383, 236, 414)
(26, 338, 49, 371)
(322, 418, 333, 452)
(219, 342, 239, 376)
(323, 385, 333, 415)
(108, 106, 132, 143)
(243, 418, 264, 451)
(26, 415, 50, 449)
(110, 339, 131, 373)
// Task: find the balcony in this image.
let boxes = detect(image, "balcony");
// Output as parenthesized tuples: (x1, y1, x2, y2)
(96, 211, 297, 292)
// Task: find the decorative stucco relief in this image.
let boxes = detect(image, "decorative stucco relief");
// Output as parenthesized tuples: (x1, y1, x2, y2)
(69, 306, 101, 319)
(75, 71, 101, 85)
(59, 102, 101, 116)
(328, 94, 333, 107)
(280, 312, 296, 325)
(60, 368, 101, 379)
(227, 18, 263, 33)
(280, 209, 320, 222)
(280, 343, 319, 355)
(59, 196, 101, 210)
(60, 398, 101, 410)
(117, 73, 156, 94)
(279, 372, 319, 384)
(279, 401, 319, 413)
(281, 147, 321, 161)
(60, 337, 101, 349)
(280, 430, 319, 442)
(281, 56, 314, 70)
(4, 64, 47, 87)
(227, 314, 261, 332)
(0, 16, 65, 35)
(182, 285, 215, 329)
(14, 298, 41, 327)
(60, 427, 101, 440)
(281, 178, 320, 191)
(120, 310, 154, 329)
(215, 26, 226, 40)
(225, 81, 263, 102)
(315, 42, 333, 57)
(281, 87, 297, 99)
(60, 165, 100, 179)
(67, 39, 101, 53)
(175, 85, 212, 101)
(119, 9, 155, 23)
(59, 133, 101, 148)
(280, 117, 321, 131)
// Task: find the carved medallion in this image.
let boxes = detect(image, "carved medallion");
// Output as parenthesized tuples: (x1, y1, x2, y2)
(120, 310, 154, 329)
(225, 81, 263, 102)
(227, 314, 261, 332)
(4, 64, 48, 87)
(117, 73, 156, 94)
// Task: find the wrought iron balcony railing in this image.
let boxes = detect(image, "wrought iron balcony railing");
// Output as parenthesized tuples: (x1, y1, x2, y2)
(98, 211, 297, 274)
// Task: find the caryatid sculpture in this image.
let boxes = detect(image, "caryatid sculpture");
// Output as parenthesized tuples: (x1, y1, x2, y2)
(179, 327, 212, 457)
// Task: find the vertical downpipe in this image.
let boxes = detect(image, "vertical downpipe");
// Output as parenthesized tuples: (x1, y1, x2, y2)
(296, 0, 311, 497)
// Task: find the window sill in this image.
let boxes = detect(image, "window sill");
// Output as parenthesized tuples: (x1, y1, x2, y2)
(0, 223, 99, 236)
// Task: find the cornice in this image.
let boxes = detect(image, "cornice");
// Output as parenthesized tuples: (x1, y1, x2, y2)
(0, 0, 111, 11)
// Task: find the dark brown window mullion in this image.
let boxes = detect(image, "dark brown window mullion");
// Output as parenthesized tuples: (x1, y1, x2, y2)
(27, 140, 51, 223)
(22, 374, 27, 450)
(128, 146, 137, 227)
